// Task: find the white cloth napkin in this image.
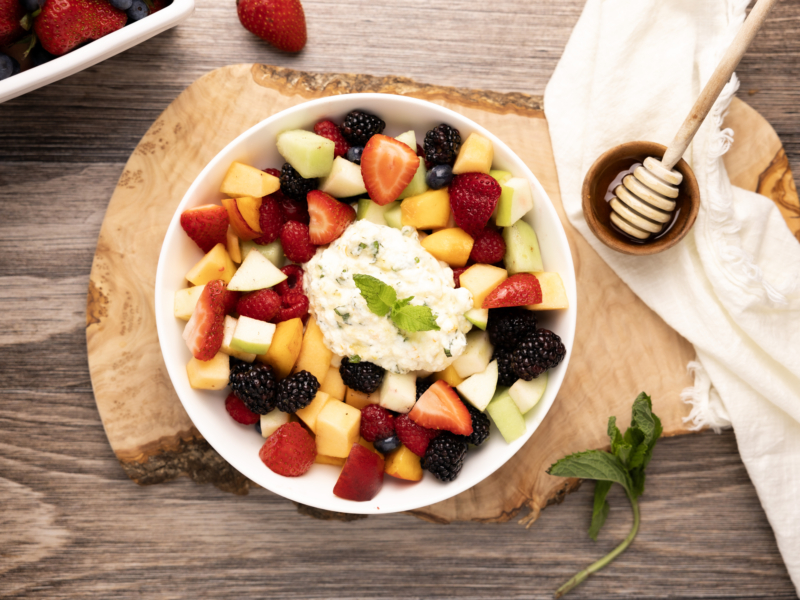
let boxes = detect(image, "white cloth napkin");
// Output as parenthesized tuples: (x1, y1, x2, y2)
(544, 0, 800, 592)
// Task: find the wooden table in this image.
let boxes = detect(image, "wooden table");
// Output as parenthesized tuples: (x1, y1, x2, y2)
(1, 1, 798, 597)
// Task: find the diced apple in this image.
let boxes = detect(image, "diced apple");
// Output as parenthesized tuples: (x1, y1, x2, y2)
(464, 307, 488, 330)
(257, 317, 304, 379)
(508, 371, 548, 414)
(398, 157, 428, 200)
(452, 132, 493, 175)
(486, 387, 526, 443)
(319, 156, 367, 198)
(321, 367, 346, 400)
(489, 169, 513, 185)
(235, 197, 263, 233)
(231, 316, 276, 355)
(333, 444, 385, 501)
(295, 390, 335, 433)
(395, 130, 416, 150)
(222, 198, 260, 241)
(260, 410, 290, 438)
(420, 228, 474, 267)
(503, 220, 544, 274)
(291, 316, 332, 384)
(401, 188, 450, 230)
(459, 264, 508, 309)
(276, 129, 335, 179)
(345, 388, 380, 410)
(186, 352, 230, 390)
(525, 272, 569, 310)
(379, 371, 416, 414)
(495, 178, 534, 227)
(226, 228, 242, 263)
(220, 316, 257, 362)
(227, 249, 287, 292)
(220, 162, 280, 198)
(384, 445, 423, 481)
(357, 198, 399, 226)
(315, 401, 361, 458)
(432, 364, 465, 387)
(174, 284, 206, 321)
(456, 359, 498, 411)
(452, 329, 493, 378)
(185, 243, 237, 286)
(240, 239, 283, 267)
(384, 203, 403, 229)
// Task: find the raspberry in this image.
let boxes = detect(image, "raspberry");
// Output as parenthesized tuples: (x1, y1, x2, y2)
(314, 120, 351, 158)
(275, 264, 304, 296)
(395, 414, 439, 457)
(487, 307, 537, 350)
(469, 228, 506, 264)
(276, 370, 319, 413)
(224, 393, 261, 425)
(275, 289, 309, 323)
(258, 422, 316, 477)
(424, 124, 461, 166)
(278, 194, 310, 225)
(237, 289, 281, 322)
(229, 359, 278, 414)
(222, 286, 240, 316)
(341, 110, 386, 145)
(449, 173, 502, 237)
(452, 266, 467, 288)
(422, 432, 467, 482)
(360, 405, 395, 442)
(511, 328, 566, 381)
(280, 163, 317, 201)
(339, 357, 385, 394)
(280, 221, 316, 263)
(253, 196, 283, 245)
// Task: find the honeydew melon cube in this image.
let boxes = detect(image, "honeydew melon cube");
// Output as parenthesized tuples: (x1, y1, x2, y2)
(508, 371, 548, 414)
(186, 352, 231, 390)
(315, 401, 361, 458)
(220, 162, 280, 198)
(452, 329, 492, 378)
(276, 130, 335, 179)
(240, 239, 283, 267)
(502, 220, 544, 274)
(174, 284, 206, 321)
(395, 130, 416, 150)
(384, 204, 403, 229)
(397, 157, 428, 200)
(456, 360, 498, 411)
(231, 316, 276, 355)
(357, 198, 399, 226)
(220, 316, 257, 362)
(319, 156, 367, 198)
(525, 272, 569, 310)
(486, 387, 526, 443)
(452, 132, 493, 175)
(227, 249, 287, 292)
(185, 243, 237, 286)
(379, 371, 417, 414)
(495, 178, 534, 227)
(489, 169, 513, 185)
(260, 410, 290, 438)
(464, 307, 488, 330)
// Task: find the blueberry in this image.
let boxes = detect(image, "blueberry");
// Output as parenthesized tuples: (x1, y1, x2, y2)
(31, 45, 55, 67)
(126, 0, 148, 21)
(374, 434, 401, 454)
(346, 146, 364, 165)
(426, 164, 453, 190)
(254, 421, 262, 435)
(19, 0, 45, 12)
(109, 0, 133, 10)
(0, 54, 20, 81)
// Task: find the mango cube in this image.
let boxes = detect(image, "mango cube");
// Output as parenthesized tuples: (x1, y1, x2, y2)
(384, 445, 423, 481)
(257, 318, 303, 379)
(220, 162, 280, 198)
(321, 366, 346, 400)
(401, 188, 450, 229)
(295, 391, 335, 433)
(345, 388, 380, 410)
(186, 352, 231, 390)
(459, 264, 508, 309)
(432, 364, 465, 387)
(315, 401, 361, 458)
(452, 132, 494, 175)
(292, 316, 333, 383)
(174, 284, 206, 321)
(525, 272, 569, 310)
(420, 228, 474, 267)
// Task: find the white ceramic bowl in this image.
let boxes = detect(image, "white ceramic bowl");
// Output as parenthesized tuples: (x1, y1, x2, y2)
(0, 0, 194, 104)
(155, 93, 577, 514)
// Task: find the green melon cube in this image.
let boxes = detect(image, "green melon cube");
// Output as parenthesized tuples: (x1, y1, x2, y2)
(276, 129, 335, 179)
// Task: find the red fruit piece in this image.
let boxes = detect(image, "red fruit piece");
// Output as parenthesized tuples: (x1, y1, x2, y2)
(237, 288, 281, 322)
(307, 190, 356, 245)
(225, 393, 261, 425)
(361, 134, 420, 206)
(263, 168, 310, 225)
(314, 120, 351, 158)
(182, 280, 226, 361)
(274, 264, 304, 296)
(258, 422, 316, 477)
(395, 414, 439, 457)
(280, 221, 316, 263)
(482, 273, 542, 308)
(449, 173, 502, 237)
(180, 204, 230, 253)
(360, 405, 395, 443)
(222, 287, 240, 316)
(253, 196, 283, 245)
(333, 444, 385, 502)
(34, 0, 127, 56)
(408, 380, 473, 436)
(0, 0, 25, 47)
(469, 227, 506, 264)
(236, 0, 306, 53)
(275, 289, 309, 323)
(452, 267, 467, 288)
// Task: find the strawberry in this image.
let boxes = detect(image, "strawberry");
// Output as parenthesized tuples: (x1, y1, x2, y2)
(225, 393, 260, 425)
(452, 267, 467, 288)
(360, 405, 395, 443)
(314, 120, 350, 158)
(482, 273, 542, 308)
(307, 190, 356, 245)
(408, 380, 473, 436)
(280, 220, 316, 263)
(151, 0, 170, 12)
(449, 173, 502, 237)
(275, 289, 309, 323)
(237, 288, 280, 322)
(253, 195, 283, 245)
(180, 205, 230, 253)
(274, 264, 304, 296)
(34, 0, 127, 56)
(395, 414, 439, 457)
(258, 422, 316, 477)
(0, 0, 25, 47)
(236, 0, 306, 53)
(469, 227, 506, 264)
(361, 134, 420, 206)
(182, 280, 226, 361)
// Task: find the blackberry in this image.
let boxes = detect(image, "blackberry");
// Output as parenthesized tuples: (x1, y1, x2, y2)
(493, 348, 518, 387)
(416, 378, 433, 400)
(422, 432, 467, 482)
(280, 163, 317, 201)
(341, 110, 385, 145)
(487, 307, 537, 351)
(463, 403, 490, 447)
(424, 124, 461, 166)
(276, 370, 320, 413)
(229, 358, 277, 415)
(339, 357, 384, 394)
(511, 329, 567, 381)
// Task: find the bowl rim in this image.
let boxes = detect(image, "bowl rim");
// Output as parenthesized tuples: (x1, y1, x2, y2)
(155, 92, 577, 514)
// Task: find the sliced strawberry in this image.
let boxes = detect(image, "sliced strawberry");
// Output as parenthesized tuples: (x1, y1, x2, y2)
(482, 273, 542, 308)
(361, 134, 420, 206)
(182, 280, 227, 360)
(180, 205, 230, 253)
(408, 380, 473, 436)
(306, 190, 356, 245)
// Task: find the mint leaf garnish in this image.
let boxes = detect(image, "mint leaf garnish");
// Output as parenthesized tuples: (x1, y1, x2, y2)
(391, 304, 440, 333)
(548, 393, 660, 598)
(353, 274, 396, 317)
(353, 274, 440, 333)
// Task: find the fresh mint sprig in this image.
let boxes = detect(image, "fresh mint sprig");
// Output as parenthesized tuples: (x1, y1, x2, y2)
(353, 274, 440, 333)
(548, 392, 661, 598)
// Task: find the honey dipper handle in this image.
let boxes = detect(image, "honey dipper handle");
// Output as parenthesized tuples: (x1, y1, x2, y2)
(661, 0, 780, 170)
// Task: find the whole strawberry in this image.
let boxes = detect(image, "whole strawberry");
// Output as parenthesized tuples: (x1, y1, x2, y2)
(34, 0, 127, 56)
(449, 173, 502, 237)
(0, 0, 25, 47)
(259, 421, 316, 477)
(237, 0, 306, 53)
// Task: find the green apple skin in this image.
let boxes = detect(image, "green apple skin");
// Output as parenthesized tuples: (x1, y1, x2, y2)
(489, 169, 513, 185)
(503, 220, 544, 274)
(276, 130, 335, 179)
(397, 157, 428, 200)
(227, 251, 288, 292)
(384, 204, 403, 229)
(486, 387, 526, 443)
(357, 198, 400, 226)
(231, 316, 275, 355)
(395, 130, 417, 151)
(464, 308, 489, 330)
(508, 371, 547, 414)
(241, 239, 283, 267)
(495, 177, 534, 227)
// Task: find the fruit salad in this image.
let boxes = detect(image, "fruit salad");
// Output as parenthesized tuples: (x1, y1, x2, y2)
(174, 110, 569, 502)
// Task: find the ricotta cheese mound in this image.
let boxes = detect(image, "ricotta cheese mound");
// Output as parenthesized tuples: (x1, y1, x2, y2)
(303, 220, 474, 374)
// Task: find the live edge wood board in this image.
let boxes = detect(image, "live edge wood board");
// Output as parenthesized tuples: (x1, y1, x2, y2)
(85, 64, 800, 524)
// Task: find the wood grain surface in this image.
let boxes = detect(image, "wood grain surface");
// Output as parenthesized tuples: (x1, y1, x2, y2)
(2, 0, 800, 597)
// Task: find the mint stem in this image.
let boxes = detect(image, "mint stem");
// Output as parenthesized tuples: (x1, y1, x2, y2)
(554, 494, 640, 598)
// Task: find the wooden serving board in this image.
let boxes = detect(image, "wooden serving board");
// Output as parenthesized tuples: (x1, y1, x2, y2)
(86, 64, 800, 524)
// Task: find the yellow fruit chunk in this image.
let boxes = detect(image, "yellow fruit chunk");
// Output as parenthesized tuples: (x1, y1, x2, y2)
(421, 228, 474, 267)
(226, 228, 242, 263)
(401, 188, 450, 229)
(315, 454, 346, 466)
(321, 367, 346, 400)
(292, 317, 333, 383)
(345, 388, 380, 410)
(295, 391, 335, 433)
(220, 162, 280, 198)
(315, 401, 361, 458)
(432, 364, 464, 387)
(460, 264, 508, 309)
(452, 132, 494, 175)
(174, 284, 206, 321)
(384, 445, 423, 481)
(525, 272, 569, 310)
(235, 197, 263, 233)
(257, 318, 303, 379)
(185, 243, 237, 286)
(358, 437, 379, 454)
(186, 352, 231, 390)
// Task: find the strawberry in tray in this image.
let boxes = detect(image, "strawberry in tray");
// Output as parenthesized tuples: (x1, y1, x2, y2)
(34, 0, 127, 56)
